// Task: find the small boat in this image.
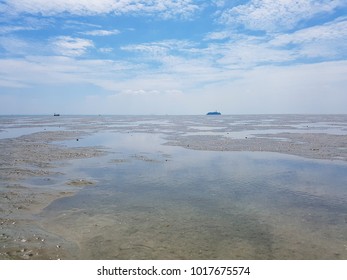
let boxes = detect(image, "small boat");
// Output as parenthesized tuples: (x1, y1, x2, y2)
(53, 113, 60, 116)
(206, 111, 221, 115)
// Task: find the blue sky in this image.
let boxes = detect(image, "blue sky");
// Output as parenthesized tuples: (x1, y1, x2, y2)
(0, 0, 346, 115)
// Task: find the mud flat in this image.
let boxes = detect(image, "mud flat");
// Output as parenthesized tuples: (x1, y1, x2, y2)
(165, 132, 347, 162)
(1, 115, 347, 259)
(0, 130, 106, 259)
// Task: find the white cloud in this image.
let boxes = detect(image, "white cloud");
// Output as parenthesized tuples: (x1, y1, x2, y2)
(51, 36, 94, 56)
(2, 0, 118, 15)
(208, 21, 347, 68)
(2, 0, 200, 19)
(1, 53, 347, 114)
(0, 55, 142, 91)
(0, 36, 39, 55)
(121, 89, 160, 96)
(270, 17, 347, 59)
(80, 29, 120, 36)
(219, 0, 346, 31)
(121, 40, 199, 67)
(122, 35, 294, 71)
(200, 15, 347, 67)
(211, 0, 227, 8)
(0, 17, 53, 34)
(213, 40, 295, 67)
(0, 25, 35, 34)
(204, 30, 230, 41)
(63, 20, 102, 29)
(122, 40, 196, 53)
(79, 88, 188, 115)
(227, 61, 347, 113)
(99, 47, 114, 53)
(272, 17, 347, 45)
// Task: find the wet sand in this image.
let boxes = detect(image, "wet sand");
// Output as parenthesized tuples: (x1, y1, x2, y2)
(166, 132, 347, 161)
(1, 115, 347, 259)
(0, 130, 106, 259)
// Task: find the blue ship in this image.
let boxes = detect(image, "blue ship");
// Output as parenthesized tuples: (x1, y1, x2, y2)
(206, 111, 221, 115)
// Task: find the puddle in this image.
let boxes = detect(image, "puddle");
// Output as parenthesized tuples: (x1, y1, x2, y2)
(41, 132, 347, 259)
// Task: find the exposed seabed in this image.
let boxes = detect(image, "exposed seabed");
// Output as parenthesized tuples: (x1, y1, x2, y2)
(1, 115, 347, 259)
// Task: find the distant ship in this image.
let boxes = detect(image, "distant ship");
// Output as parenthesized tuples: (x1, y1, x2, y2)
(53, 113, 60, 116)
(206, 111, 221, 115)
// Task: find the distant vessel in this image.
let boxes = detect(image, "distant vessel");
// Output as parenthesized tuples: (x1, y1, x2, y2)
(206, 111, 221, 115)
(53, 113, 60, 116)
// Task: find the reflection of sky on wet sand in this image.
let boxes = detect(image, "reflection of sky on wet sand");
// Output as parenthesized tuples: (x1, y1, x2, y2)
(0, 126, 62, 139)
(2, 114, 347, 259)
(42, 131, 347, 259)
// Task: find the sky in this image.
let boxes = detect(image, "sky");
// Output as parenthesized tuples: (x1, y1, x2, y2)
(0, 0, 346, 115)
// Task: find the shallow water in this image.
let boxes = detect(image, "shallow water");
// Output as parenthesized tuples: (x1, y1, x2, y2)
(43, 130, 347, 259)
(2, 115, 347, 259)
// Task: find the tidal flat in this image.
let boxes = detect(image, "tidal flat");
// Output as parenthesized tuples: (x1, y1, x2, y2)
(1, 115, 347, 259)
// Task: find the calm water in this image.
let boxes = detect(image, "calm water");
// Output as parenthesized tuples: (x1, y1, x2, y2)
(2, 115, 347, 259)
